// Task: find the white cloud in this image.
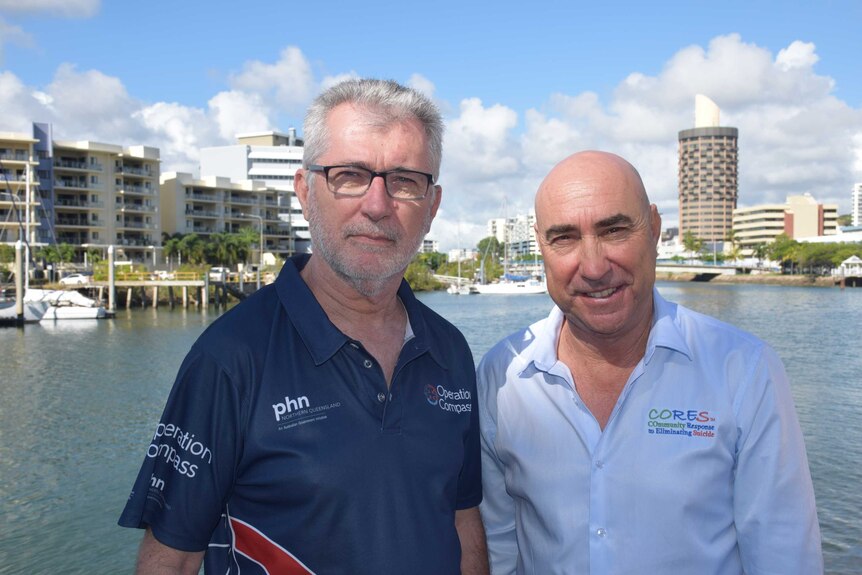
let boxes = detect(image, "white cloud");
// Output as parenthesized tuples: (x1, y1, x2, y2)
(408, 74, 436, 99)
(208, 90, 273, 141)
(0, 35, 857, 253)
(0, 0, 100, 18)
(229, 46, 316, 114)
(428, 34, 862, 250)
(776, 41, 819, 71)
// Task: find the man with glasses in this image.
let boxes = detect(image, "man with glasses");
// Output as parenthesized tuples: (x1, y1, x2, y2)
(120, 79, 488, 574)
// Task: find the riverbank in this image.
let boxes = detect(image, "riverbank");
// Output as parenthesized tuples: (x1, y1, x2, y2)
(656, 272, 838, 287)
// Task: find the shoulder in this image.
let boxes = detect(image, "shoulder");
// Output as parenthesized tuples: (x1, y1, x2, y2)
(670, 300, 767, 352)
(182, 285, 286, 386)
(477, 311, 556, 389)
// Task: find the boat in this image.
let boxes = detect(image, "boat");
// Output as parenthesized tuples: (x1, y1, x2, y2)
(470, 274, 547, 295)
(24, 288, 108, 320)
(0, 299, 48, 324)
(446, 283, 471, 295)
(468, 198, 547, 295)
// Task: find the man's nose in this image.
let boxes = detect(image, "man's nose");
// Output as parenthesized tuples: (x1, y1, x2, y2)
(360, 175, 394, 221)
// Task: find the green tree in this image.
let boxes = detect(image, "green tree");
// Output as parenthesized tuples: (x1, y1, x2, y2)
(477, 236, 504, 261)
(766, 234, 800, 274)
(0, 244, 14, 264)
(403, 259, 443, 291)
(37, 243, 76, 264)
(179, 233, 207, 265)
(162, 232, 184, 267)
(682, 231, 703, 264)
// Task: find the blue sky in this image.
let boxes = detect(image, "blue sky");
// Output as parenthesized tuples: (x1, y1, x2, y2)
(2, 0, 861, 249)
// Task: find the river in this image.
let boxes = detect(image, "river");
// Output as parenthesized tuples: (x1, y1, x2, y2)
(0, 282, 859, 574)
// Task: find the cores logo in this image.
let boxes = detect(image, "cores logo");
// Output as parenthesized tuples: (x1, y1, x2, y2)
(425, 384, 472, 414)
(647, 407, 717, 438)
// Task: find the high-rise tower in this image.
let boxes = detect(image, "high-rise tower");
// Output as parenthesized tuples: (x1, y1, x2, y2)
(678, 95, 738, 243)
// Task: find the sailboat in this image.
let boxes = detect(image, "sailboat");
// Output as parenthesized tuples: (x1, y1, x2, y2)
(446, 223, 471, 295)
(470, 201, 546, 295)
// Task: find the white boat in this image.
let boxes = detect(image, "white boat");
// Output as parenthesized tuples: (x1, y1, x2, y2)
(0, 299, 48, 323)
(24, 289, 108, 320)
(446, 283, 471, 295)
(470, 276, 547, 295)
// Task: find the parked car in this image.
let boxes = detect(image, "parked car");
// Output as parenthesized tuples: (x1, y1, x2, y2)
(208, 267, 231, 281)
(59, 273, 91, 286)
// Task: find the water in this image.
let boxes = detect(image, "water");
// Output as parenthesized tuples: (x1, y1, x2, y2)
(0, 283, 859, 574)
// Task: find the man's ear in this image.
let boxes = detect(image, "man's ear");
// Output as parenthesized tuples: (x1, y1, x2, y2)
(295, 169, 311, 220)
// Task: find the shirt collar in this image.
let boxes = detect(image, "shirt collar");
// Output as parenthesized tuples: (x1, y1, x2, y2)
(522, 287, 693, 375)
(275, 254, 441, 367)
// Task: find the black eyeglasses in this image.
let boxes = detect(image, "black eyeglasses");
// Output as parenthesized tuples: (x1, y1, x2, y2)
(307, 164, 434, 200)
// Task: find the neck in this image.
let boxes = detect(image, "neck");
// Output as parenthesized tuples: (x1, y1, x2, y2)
(558, 312, 653, 371)
(301, 255, 404, 331)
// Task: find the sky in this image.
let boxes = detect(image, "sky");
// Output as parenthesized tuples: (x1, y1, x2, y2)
(1, 0, 861, 252)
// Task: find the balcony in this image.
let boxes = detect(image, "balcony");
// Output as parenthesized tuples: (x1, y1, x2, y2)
(185, 208, 220, 218)
(119, 203, 157, 214)
(0, 151, 31, 163)
(55, 197, 105, 208)
(56, 179, 90, 190)
(117, 221, 158, 230)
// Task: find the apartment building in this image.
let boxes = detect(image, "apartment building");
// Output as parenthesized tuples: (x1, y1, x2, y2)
(485, 209, 540, 258)
(3, 123, 161, 264)
(678, 95, 739, 243)
(200, 130, 306, 255)
(48, 139, 160, 262)
(732, 193, 838, 251)
(160, 172, 289, 259)
(0, 131, 40, 247)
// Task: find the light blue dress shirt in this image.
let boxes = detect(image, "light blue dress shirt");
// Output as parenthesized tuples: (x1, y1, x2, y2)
(477, 290, 822, 575)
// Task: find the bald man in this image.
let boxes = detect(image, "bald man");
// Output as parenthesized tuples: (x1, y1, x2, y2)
(477, 151, 822, 574)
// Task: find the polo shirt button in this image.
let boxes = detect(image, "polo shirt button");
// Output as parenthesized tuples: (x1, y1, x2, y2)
(377, 392, 386, 403)
(363, 359, 373, 368)
(596, 460, 604, 469)
(596, 528, 607, 538)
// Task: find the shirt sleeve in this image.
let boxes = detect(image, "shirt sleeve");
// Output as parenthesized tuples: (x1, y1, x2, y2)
(118, 349, 244, 552)
(477, 352, 520, 575)
(733, 343, 823, 575)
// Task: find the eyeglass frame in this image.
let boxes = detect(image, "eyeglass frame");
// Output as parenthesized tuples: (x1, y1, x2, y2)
(306, 164, 436, 200)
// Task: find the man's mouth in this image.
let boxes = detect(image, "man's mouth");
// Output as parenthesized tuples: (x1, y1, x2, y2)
(584, 286, 617, 299)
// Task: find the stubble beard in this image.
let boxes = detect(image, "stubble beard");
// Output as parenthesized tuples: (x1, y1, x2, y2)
(306, 190, 431, 297)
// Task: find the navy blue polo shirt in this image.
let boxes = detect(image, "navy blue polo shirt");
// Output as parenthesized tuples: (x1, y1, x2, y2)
(119, 254, 482, 574)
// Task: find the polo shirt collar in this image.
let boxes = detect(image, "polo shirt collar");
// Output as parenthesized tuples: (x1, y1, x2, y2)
(524, 287, 692, 375)
(276, 254, 440, 367)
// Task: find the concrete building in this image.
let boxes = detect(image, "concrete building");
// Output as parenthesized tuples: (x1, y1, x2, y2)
(448, 248, 477, 262)
(419, 238, 440, 254)
(160, 172, 289, 261)
(732, 193, 838, 251)
(3, 123, 161, 264)
(50, 140, 160, 263)
(678, 95, 739, 243)
(0, 131, 41, 248)
(486, 210, 540, 258)
(200, 130, 306, 255)
(853, 182, 862, 227)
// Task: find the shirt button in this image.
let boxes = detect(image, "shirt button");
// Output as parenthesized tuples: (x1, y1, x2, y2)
(377, 392, 386, 403)
(363, 359, 373, 368)
(596, 528, 607, 538)
(595, 460, 604, 469)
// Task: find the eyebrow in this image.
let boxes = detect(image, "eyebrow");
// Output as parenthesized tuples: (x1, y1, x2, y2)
(596, 213, 634, 228)
(542, 213, 634, 240)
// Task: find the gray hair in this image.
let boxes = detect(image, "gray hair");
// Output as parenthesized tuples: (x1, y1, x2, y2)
(302, 78, 444, 179)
